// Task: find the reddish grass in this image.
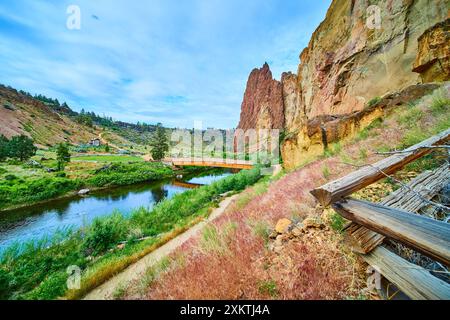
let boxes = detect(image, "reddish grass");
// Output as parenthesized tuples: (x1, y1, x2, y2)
(126, 158, 366, 300)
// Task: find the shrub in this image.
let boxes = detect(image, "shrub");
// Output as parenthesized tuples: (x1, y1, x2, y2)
(0, 177, 83, 209)
(367, 96, 382, 108)
(3, 103, 15, 111)
(4, 174, 17, 181)
(251, 220, 271, 247)
(55, 172, 66, 178)
(0, 268, 12, 299)
(359, 148, 368, 160)
(82, 212, 129, 256)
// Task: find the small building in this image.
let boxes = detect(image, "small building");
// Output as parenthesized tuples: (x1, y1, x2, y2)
(89, 138, 101, 147)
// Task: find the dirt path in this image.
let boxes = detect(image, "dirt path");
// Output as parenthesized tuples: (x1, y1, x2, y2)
(83, 194, 238, 300)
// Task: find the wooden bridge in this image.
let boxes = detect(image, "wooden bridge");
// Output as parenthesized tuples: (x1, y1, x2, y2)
(311, 129, 450, 300)
(166, 157, 254, 170)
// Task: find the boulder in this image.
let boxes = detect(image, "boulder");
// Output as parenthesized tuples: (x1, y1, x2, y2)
(78, 189, 90, 196)
(302, 216, 325, 230)
(275, 218, 293, 234)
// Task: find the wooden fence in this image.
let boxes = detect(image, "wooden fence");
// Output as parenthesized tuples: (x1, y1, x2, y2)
(311, 128, 450, 300)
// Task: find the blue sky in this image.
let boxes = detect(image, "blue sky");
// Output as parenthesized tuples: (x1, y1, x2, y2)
(0, 0, 331, 129)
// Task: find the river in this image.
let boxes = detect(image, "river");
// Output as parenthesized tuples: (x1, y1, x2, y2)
(0, 170, 231, 252)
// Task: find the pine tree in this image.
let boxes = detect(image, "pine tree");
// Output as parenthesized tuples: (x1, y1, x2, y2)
(149, 123, 169, 161)
(56, 143, 71, 171)
(8, 135, 37, 161)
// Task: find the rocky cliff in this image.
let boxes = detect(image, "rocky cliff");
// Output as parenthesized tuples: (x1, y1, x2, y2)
(237, 0, 449, 169)
(237, 62, 284, 130)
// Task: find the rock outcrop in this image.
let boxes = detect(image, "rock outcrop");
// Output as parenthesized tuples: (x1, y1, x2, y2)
(413, 18, 450, 83)
(236, 0, 449, 169)
(237, 63, 284, 130)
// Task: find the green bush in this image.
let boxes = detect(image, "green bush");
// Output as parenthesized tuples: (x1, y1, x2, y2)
(87, 162, 173, 187)
(55, 172, 66, 178)
(0, 177, 83, 209)
(82, 213, 129, 256)
(0, 268, 13, 299)
(4, 174, 17, 181)
(367, 96, 382, 108)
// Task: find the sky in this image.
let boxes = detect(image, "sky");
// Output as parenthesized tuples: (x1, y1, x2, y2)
(0, 0, 331, 129)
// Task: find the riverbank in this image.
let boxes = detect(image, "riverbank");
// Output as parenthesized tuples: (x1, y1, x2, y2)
(0, 167, 262, 300)
(0, 160, 207, 212)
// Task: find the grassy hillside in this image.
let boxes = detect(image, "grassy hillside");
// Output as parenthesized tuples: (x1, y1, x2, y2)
(0, 84, 156, 151)
(0, 85, 101, 147)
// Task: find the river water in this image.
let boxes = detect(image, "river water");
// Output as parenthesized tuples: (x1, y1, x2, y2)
(0, 171, 231, 252)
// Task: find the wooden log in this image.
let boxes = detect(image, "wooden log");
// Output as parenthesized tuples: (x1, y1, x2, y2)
(332, 198, 450, 266)
(343, 223, 385, 254)
(364, 246, 450, 300)
(382, 164, 450, 213)
(343, 164, 450, 254)
(311, 128, 450, 206)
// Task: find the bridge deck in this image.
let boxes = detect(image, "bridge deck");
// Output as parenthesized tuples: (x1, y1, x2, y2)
(168, 157, 254, 170)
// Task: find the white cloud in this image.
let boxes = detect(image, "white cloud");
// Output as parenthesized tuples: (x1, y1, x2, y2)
(0, 0, 331, 128)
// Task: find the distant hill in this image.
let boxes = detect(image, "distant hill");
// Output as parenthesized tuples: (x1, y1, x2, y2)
(0, 84, 159, 148)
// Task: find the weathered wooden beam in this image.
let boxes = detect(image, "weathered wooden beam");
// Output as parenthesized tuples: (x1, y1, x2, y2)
(343, 164, 450, 254)
(364, 246, 450, 300)
(342, 223, 385, 254)
(311, 128, 450, 206)
(332, 198, 450, 266)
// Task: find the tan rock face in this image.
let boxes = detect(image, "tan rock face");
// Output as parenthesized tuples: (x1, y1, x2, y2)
(413, 18, 450, 83)
(235, 0, 449, 169)
(237, 63, 284, 130)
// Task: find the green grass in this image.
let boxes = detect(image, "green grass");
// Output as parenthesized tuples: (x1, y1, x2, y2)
(430, 88, 450, 115)
(329, 212, 346, 232)
(0, 167, 262, 300)
(322, 165, 331, 179)
(324, 141, 342, 157)
(251, 220, 271, 247)
(258, 280, 278, 297)
(72, 155, 144, 162)
(399, 88, 449, 148)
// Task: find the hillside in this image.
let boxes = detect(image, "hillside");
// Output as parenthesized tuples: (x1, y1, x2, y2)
(0, 85, 102, 147)
(236, 0, 449, 169)
(0, 84, 158, 150)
